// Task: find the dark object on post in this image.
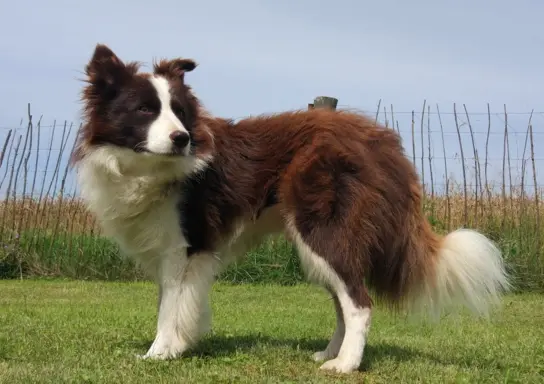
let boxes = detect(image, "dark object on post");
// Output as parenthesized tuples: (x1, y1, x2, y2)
(313, 96, 338, 110)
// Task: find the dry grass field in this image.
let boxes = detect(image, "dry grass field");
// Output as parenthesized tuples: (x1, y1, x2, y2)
(0, 185, 542, 291)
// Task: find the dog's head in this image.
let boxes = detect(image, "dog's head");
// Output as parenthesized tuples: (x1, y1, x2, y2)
(75, 44, 213, 171)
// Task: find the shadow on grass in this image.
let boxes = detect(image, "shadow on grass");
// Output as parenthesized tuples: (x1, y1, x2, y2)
(119, 334, 439, 372)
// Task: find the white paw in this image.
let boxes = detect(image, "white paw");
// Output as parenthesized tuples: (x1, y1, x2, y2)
(312, 350, 336, 362)
(137, 350, 177, 360)
(319, 357, 359, 374)
(137, 336, 188, 361)
(137, 348, 179, 361)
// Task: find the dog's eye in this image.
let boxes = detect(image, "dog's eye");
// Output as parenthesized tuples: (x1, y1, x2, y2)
(138, 105, 152, 114)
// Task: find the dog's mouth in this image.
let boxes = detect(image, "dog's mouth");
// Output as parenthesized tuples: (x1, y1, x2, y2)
(134, 148, 189, 157)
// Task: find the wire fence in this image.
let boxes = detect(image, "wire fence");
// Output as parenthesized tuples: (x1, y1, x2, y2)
(0, 101, 542, 291)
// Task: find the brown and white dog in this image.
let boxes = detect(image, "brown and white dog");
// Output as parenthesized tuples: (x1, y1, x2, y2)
(72, 44, 510, 374)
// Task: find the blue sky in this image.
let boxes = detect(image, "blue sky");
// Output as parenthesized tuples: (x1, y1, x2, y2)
(0, 0, 542, 196)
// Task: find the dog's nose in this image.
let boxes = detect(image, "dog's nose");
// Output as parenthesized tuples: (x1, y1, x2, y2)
(169, 130, 190, 148)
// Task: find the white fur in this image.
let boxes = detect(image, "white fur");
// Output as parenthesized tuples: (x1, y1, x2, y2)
(76, 145, 210, 252)
(286, 216, 371, 373)
(142, 251, 222, 359)
(408, 228, 511, 319)
(76, 115, 214, 359)
(146, 76, 190, 155)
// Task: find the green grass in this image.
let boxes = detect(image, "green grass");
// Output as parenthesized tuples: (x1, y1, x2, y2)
(0, 232, 306, 284)
(1, 280, 543, 383)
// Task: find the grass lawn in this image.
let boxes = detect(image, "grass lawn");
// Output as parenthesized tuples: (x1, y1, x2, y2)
(0, 280, 543, 383)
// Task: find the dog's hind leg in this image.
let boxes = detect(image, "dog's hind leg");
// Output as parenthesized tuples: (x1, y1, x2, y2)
(285, 217, 372, 374)
(140, 250, 219, 360)
(312, 293, 345, 362)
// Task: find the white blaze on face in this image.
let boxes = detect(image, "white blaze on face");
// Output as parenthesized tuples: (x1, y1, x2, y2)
(146, 76, 189, 154)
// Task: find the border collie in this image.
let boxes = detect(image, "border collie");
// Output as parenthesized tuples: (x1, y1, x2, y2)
(72, 44, 511, 374)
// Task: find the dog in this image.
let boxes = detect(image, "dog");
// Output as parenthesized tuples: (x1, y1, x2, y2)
(72, 43, 511, 374)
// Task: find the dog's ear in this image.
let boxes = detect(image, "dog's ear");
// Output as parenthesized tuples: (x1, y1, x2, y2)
(85, 44, 136, 98)
(171, 59, 197, 73)
(153, 58, 198, 80)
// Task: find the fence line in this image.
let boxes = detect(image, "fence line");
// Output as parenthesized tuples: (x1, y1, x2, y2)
(0, 102, 542, 291)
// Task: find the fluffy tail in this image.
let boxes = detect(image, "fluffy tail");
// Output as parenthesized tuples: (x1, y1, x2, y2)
(406, 228, 511, 319)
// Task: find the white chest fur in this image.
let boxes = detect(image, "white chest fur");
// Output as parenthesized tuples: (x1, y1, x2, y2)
(75, 148, 191, 272)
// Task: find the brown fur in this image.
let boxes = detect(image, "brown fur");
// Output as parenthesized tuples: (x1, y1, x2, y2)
(179, 108, 442, 309)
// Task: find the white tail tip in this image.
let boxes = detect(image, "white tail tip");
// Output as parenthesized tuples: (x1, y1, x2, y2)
(412, 228, 511, 319)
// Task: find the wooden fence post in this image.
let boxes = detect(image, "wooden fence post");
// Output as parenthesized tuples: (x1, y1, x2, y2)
(310, 96, 338, 110)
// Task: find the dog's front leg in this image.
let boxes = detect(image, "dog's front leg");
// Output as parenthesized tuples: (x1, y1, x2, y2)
(140, 250, 218, 360)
